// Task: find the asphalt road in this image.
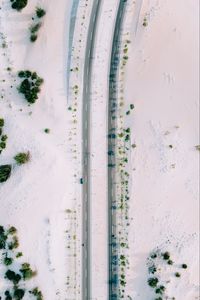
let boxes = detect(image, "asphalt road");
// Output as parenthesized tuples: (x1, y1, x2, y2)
(107, 0, 128, 299)
(81, 1, 101, 299)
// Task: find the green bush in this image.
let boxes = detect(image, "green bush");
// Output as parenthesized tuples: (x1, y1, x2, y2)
(44, 128, 50, 134)
(5, 290, 12, 300)
(4, 256, 13, 266)
(182, 263, 187, 269)
(36, 7, 46, 18)
(29, 23, 41, 42)
(13, 288, 25, 300)
(162, 252, 170, 260)
(0, 141, 6, 149)
(1, 134, 8, 141)
(18, 70, 43, 104)
(5, 269, 22, 284)
(0, 118, 4, 127)
(8, 226, 17, 235)
(149, 265, 157, 274)
(0, 226, 7, 249)
(148, 277, 159, 288)
(16, 252, 23, 258)
(14, 152, 30, 165)
(30, 23, 41, 34)
(155, 285, 165, 294)
(10, 0, 28, 11)
(20, 263, 37, 280)
(8, 236, 19, 250)
(30, 34, 38, 42)
(0, 165, 12, 182)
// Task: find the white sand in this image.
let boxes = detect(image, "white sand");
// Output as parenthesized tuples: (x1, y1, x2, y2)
(0, 0, 199, 299)
(125, 0, 199, 299)
(0, 0, 72, 298)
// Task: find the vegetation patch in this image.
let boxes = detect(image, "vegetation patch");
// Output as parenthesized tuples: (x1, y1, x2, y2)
(29, 7, 46, 42)
(44, 128, 50, 134)
(36, 7, 46, 18)
(17, 70, 44, 104)
(0, 118, 8, 154)
(10, 0, 28, 11)
(0, 225, 43, 299)
(29, 23, 42, 42)
(14, 152, 30, 165)
(0, 165, 12, 183)
(146, 249, 189, 299)
(143, 17, 148, 27)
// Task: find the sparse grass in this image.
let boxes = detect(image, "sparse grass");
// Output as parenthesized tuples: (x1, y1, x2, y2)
(8, 226, 17, 235)
(14, 152, 30, 165)
(16, 252, 23, 258)
(143, 17, 148, 27)
(29, 287, 43, 300)
(8, 236, 19, 250)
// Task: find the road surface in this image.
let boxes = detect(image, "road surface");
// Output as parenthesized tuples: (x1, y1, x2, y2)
(81, 1, 101, 299)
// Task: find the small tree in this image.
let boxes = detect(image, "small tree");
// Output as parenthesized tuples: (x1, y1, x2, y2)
(29, 287, 43, 300)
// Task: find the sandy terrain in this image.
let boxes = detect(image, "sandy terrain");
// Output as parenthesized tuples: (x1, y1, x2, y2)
(0, 0, 199, 299)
